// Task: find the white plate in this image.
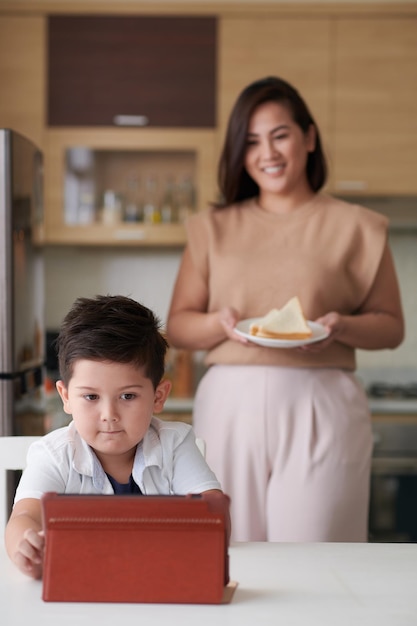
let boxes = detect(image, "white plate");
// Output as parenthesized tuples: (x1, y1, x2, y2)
(234, 318, 329, 348)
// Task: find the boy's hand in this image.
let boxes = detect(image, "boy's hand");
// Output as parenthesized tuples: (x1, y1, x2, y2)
(13, 528, 45, 579)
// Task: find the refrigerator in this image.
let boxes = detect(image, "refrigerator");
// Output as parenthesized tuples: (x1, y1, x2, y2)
(0, 129, 45, 437)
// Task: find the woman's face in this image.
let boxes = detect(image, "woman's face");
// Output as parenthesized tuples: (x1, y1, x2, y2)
(244, 101, 315, 202)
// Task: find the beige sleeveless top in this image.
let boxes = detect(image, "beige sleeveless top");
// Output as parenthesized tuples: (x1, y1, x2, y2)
(185, 194, 388, 370)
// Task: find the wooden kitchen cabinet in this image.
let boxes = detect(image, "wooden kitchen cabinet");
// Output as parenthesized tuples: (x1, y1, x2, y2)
(0, 15, 45, 148)
(331, 18, 417, 195)
(218, 14, 417, 197)
(2, 3, 416, 251)
(45, 13, 218, 246)
(44, 127, 216, 245)
(218, 17, 333, 173)
(47, 15, 216, 128)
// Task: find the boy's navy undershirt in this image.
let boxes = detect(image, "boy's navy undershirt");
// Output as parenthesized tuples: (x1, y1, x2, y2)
(106, 473, 142, 494)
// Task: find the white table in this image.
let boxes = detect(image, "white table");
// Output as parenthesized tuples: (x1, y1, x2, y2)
(2, 542, 417, 626)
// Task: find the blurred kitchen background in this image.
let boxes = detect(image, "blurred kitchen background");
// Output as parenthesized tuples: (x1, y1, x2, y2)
(1, 0, 417, 541)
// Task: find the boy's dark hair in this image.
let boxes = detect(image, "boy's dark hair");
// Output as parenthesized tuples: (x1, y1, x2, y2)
(57, 295, 168, 388)
(216, 76, 328, 207)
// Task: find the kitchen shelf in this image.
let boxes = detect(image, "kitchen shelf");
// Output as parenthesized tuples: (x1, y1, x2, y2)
(44, 127, 216, 246)
(43, 222, 188, 247)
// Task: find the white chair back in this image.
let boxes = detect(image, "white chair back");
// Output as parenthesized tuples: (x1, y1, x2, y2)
(0, 436, 41, 536)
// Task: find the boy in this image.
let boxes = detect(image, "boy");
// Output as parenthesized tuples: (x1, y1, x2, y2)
(5, 295, 223, 579)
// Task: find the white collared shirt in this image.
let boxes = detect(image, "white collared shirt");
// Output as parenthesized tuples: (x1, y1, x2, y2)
(14, 417, 221, 502)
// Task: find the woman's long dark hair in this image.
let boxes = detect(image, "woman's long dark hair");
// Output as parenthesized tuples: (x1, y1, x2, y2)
(216, 76, 328, 207)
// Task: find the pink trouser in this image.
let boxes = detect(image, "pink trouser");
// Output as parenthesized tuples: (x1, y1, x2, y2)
(193, 365, 372, 542)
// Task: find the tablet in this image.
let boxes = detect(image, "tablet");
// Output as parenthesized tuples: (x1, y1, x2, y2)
(41, 491, 232, 604)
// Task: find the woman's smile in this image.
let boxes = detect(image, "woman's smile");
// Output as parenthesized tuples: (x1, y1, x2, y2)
(262, 164, 285, 176)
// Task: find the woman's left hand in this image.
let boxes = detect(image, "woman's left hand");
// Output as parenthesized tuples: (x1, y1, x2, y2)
(297, 312, 344, 352)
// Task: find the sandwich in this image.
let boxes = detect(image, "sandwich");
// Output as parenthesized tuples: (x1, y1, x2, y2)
(249, 296, 312, 340)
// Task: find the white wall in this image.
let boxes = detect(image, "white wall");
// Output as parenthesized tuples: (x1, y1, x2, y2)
(44, 247, 182, 330)
(357, 232, 417, 370)
(45, 230, 417, 370)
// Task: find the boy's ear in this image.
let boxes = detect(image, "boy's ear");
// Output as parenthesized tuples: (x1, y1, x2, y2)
(56, 380, 72, 414)
(153, 379, 172, 413)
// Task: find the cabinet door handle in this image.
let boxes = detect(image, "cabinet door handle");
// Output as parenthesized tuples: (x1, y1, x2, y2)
(335, 180, 368, 191)
(113, 114, 149, 127)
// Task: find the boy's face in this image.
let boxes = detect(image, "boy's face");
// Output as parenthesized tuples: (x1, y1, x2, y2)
(56, 359, 171, 467)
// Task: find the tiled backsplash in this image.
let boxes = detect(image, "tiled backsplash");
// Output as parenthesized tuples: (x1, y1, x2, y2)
(44, 230, 417, 372)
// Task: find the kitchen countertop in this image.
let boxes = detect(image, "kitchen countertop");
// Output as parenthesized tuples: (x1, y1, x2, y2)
(2, 542, 417, 626)
(368, 399, 417, 415)
(165, 369, 417, 417)
(41, 368, 417, 421)
(23, 370, 417, 437)
(357, 368, 417, 416)
(164, 396, 417, 417)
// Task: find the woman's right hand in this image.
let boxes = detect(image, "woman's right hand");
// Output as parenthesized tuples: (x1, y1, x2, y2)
(218, 307, 250, 345)
(167, 247, 251, 349)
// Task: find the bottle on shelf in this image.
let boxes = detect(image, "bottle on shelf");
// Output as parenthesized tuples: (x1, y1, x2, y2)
(171, 349, 194, 398)
(177, 175, 196, 223)
(101, 189, 123, 224)
(64, 172, 80, 225)
(78, 191, 96, 224)
(124, 175, 142, 222)
(64, 147, 96, 225)
(160, 177, 178, 223)
(143, 174, 161, 224)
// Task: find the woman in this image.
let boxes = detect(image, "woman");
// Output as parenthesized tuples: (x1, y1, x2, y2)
(166, 76, 404, 542)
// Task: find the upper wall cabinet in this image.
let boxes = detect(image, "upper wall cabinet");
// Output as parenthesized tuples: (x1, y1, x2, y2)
(0, 15, 45, 148)
(218, 14, 417, 197)
(47, 15, 217, 128)
(218, 18, 332, 170)
(331, 18, 417, 195)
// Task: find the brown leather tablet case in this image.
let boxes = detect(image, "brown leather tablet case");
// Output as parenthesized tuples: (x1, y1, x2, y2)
(41, 491, 230, 604)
